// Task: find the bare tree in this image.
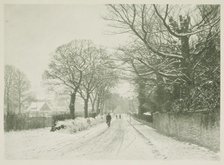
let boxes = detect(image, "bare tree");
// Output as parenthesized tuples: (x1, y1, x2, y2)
(90, 70, 118, 115)
(4, 65, 17, 115)
(78, 47, 118, 117)
(44, 40, 89, 119)
(14, 70, 31, 113)
(106, 4, 220, 112)
(4, 65, 31, 114)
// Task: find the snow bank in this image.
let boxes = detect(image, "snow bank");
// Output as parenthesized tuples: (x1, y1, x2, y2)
(54, 116, 104, 133)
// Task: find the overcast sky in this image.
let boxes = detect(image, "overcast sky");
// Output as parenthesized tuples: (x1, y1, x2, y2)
(5, 4, 134, 98)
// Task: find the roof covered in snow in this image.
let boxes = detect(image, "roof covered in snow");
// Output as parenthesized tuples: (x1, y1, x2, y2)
(26, 101, 52, 112)
(143, 112, 151, 116)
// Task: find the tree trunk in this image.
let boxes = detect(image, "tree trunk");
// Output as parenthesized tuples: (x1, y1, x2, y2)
(69, 92, 76, 119)
(181, 36, 191, 81)
(6, 92, 10, 116)
(90, 95, 95, 113)
(18, 73, 21, 114)
(6, 91, 10, 131)
(101, 102, 105, 114)
(155, 73, 166, 112)
(91, 102, 95, 113)
(84, 93, 90, 118)
(18, 89, 21, 114)
(138, 81, 146, 115)
(180, 35, 193, 110)
(96, 96, 101, 114)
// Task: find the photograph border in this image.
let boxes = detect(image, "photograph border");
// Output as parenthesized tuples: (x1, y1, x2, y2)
(0, 0, 223, 165)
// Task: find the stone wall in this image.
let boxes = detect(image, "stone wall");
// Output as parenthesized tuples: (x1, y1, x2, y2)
(152, 111, 220, 151)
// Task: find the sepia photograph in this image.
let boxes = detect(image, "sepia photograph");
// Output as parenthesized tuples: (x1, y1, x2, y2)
(1, 0, 221, 162)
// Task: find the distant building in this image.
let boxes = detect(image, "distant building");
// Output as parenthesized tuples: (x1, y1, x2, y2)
(27, 101, 51, 112)
(25, 101, 52, 117)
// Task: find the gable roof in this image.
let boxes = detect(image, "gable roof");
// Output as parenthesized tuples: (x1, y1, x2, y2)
(27, 101, 52, 112)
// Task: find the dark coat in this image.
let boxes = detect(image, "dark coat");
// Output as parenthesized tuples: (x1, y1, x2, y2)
(106, 114, 112, 122)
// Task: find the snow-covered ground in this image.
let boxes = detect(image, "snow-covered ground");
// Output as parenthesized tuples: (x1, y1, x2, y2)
(4, 115, 219, 160)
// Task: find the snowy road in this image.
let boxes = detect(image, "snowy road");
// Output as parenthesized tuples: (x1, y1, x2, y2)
(5, 115, 219, 160)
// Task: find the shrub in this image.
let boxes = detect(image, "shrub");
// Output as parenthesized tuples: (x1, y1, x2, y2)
(52, 117, 101, 133)
(51, 113, 72, 126)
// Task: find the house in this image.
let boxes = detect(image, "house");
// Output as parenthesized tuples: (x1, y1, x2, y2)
(25, 101, 52, 117)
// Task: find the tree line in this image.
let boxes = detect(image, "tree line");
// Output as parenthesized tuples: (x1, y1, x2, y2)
(44, 40, 118, 118)
(4, 65, 33, 115)
(105, 4, 220, 114)
(4, 4, 220, 120)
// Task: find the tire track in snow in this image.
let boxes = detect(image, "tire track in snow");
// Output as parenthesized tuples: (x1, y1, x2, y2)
(102, 122, 124, 153)
(63, 121, 121, 158)
(115, 120, 125, 156)
(68, 120, 126, 158)
(59, 125, 110, 156)
(120, 123, 137, 151)
(80, 121, 123, 154)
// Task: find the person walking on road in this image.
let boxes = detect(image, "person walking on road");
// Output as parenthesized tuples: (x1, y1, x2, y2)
(106, 113, 112, 127)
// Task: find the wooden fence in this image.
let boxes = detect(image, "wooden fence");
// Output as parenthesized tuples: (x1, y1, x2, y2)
(4, 113, 53, 131)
